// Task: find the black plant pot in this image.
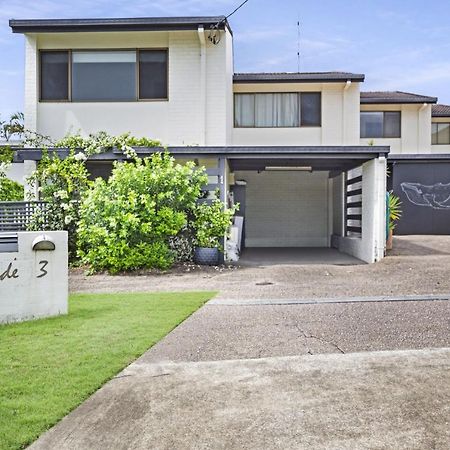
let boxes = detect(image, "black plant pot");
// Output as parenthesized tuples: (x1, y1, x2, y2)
(194, 247, 219, 265)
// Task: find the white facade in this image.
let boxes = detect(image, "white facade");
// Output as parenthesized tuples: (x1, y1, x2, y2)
(25, 29, 233, 145)
(360, 103, 432, 154)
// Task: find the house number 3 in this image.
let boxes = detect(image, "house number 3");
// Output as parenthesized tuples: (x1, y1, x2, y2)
(37, 260, 49, 279)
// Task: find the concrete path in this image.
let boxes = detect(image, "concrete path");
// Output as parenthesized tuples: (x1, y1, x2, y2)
(30, 348, 450, 450)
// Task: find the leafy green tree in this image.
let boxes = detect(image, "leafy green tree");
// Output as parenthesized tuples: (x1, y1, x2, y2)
(0, 112, 24, 142)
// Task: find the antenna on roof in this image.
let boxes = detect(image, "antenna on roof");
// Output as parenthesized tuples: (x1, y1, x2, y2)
(297, 18, 301, 72)
(209, 0, 250, 44)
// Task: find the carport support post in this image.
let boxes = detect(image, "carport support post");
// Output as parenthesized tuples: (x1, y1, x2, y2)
(362, 156, 387, 262)
(218, 157, 227, 264)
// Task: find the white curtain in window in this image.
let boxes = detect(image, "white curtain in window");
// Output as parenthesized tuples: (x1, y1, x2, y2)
(255, 94, 274, 127)
(235, 94, 255, 127)
(274, 93, 298, 127)
(255, 93, 298, 127)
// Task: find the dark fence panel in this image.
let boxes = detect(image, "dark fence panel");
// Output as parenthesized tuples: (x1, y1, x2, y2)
(392, 162, 450, 235)
(0, 201, 49, 232)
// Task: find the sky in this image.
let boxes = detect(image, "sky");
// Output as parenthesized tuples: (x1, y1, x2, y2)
(1, 0, 450, 119)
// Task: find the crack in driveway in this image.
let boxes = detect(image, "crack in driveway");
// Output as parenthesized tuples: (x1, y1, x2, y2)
(294, 323, 345, 354)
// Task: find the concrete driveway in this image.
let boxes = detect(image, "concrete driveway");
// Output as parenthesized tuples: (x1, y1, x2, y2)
(142, 297, 450, 363)
(30, 348, 450, 450)
(70, 236, 450, 299)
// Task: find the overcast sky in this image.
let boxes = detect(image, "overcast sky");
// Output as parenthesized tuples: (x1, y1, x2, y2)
(1, 0, 450, 119)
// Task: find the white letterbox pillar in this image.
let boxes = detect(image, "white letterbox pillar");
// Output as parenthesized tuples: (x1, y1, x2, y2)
(0, 231, 68, 324)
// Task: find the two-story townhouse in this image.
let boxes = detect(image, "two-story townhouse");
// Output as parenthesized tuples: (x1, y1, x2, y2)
(8, 15, 450, 263)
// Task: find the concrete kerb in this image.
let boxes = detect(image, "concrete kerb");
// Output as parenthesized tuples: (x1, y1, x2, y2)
(208, 293, 450, 306)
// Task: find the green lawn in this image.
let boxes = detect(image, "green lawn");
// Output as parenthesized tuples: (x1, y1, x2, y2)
(0, 291, 213, 450)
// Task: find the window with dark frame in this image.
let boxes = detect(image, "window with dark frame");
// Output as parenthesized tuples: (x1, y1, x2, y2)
(234, 92, 321, 128)
(39, 49, 168, 102)
(360, 111, 401, 138)
(139, 50, 168, 100)
(40, 51, 69, 101)
(432, 122, 450, 145)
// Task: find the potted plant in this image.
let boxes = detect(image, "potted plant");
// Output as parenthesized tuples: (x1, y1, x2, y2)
(193, 200, 238, 265)
(386, 191, 402, 250)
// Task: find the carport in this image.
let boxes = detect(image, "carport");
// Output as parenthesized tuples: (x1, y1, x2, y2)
(222, 146, 388, 264)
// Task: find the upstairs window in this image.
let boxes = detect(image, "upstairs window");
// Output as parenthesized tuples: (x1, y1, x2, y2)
(39, 49, 168, 102)
(234, 92, 321, 128)
(72, 51, 136, 101)
(432, 123, 450, 145)
(360, 111, 401, 138)
(40, 51, 69, 101)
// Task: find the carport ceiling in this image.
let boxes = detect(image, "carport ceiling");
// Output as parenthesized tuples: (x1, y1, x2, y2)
(228, 157, 373, 172)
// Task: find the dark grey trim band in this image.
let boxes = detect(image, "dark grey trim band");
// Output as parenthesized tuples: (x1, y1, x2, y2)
(388, 153, 450, 162)
(13, 145, 390, 162)
(10, 16, 231, 34)
(233, 72, 365, 83)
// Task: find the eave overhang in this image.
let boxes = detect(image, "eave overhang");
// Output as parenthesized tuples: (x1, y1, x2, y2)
(9, 16, 231, 34)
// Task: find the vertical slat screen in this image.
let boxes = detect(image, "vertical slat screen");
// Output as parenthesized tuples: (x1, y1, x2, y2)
(345, 171, 362, 236)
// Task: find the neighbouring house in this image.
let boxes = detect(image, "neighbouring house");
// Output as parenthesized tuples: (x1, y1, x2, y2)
(7, 16, 450, 263)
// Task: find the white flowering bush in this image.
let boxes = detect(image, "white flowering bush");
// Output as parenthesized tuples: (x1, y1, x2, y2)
(56, 131, 160, 157)
(27, 151, 92, 260)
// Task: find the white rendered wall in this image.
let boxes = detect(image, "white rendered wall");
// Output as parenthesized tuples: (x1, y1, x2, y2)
(232, 82, 361, 146)
(0, 231, 68, 324)
(5, 163, 24, 184)
(29, 30, 233, 146)
(234, 170, 329, 247)
(360, 104, 432, 154)
(337, 157, 387, 263)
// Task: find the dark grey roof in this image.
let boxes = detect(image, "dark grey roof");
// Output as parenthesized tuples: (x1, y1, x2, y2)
(233, 72, 365, 83)
(9, 16, 231, 34)
(432, 104, 450, 117)
(361, 91, 437, 104)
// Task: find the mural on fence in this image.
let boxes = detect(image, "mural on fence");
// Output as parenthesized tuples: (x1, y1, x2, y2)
(400, 182, 450, 210)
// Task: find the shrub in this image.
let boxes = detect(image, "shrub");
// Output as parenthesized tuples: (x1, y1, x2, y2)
(0, 178, 24, 201)
(77, 153, 208, 273)
(0, 146, 24, 201)
(193, 200, 238, 249)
